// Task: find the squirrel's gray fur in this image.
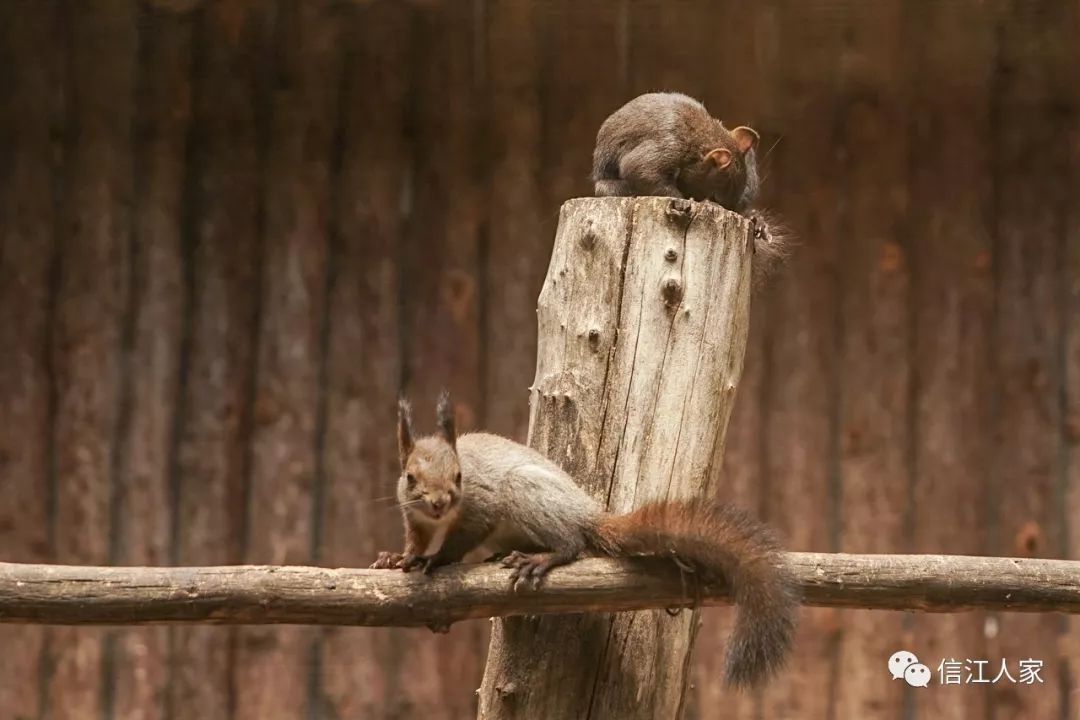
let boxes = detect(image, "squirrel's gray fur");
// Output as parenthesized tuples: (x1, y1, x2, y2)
(373, 393, 799, 688)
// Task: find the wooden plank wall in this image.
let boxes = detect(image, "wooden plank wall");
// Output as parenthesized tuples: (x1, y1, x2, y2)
(0, 1, 1078, 719)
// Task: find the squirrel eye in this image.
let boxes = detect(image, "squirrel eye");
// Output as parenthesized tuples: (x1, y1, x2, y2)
(406, 473, 416, 486)
(455, 472, 462, 486)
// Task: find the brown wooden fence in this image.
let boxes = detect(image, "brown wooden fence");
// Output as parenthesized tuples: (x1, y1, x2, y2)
(1, 0, 1078, 718)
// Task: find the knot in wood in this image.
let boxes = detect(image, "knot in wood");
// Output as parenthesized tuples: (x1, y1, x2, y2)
(664, 199, 694, 228)
(666, 198, 692, 215)
(661, 278, 683, 308)
(1015, 521, 1042, 556)
(495, 682, 517, 699)
(664, 248, 678, 262)
(580, 226, 597, 250)
(587, 328, 601, 351)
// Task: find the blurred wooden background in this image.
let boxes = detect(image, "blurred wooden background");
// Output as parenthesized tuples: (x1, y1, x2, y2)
(1, 0, 1078, 718)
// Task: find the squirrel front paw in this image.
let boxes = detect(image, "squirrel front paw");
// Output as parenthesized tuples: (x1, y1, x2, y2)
(401, 553, 440, 574)
(401, 553, 451, 575)
(370, 551, 406, 569)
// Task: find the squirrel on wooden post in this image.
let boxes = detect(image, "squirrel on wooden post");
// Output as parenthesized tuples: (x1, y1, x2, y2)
(371, 391, 799, 688)
(592, 92, 790, 286)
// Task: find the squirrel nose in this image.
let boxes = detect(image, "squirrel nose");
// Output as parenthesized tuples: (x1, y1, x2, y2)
(430, 497, 446, 512)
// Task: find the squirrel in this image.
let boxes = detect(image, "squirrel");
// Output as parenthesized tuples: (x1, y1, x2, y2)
(592, 92, 790, 287)
(371, 391, 799, 688)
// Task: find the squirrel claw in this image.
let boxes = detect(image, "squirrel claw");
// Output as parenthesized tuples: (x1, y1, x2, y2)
(371, 551, 406, 569)
(402, 554, 444, 574)
(400, 554, 429, 573)
(500, 551, 525, 569)
(502, 551, 554, 590)
(670, 553, 697, 574)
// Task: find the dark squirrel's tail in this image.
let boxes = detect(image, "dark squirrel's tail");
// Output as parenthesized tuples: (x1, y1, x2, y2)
(748, 209, 794, 290)
(586, 498, 798, 687)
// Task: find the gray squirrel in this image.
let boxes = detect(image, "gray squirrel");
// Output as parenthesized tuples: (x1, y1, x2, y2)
(592, 92, 790, 286)
(372, 391, 799, 688)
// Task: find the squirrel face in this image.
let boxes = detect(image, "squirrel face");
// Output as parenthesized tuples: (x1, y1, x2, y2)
(678, 124, 760, 210)
(399, 437, 462, 521)
(396, 391, 461, 521)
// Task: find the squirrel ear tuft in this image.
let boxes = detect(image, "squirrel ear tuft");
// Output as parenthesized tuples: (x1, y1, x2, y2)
(706, 147, 733, 169)
(731, 126, 760, 154)
(436, 390, 457, 449)
(397, 395, 414, 469)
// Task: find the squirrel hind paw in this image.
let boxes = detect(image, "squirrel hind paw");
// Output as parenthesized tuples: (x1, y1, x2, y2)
(501, 552, 570, 591)
(502, 551, 564, 591)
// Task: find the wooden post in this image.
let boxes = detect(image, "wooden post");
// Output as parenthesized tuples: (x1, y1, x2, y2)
(477, 196, 753, 720)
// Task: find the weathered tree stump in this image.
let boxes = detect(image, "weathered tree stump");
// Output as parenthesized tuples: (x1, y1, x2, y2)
(476, 196, 754, 720)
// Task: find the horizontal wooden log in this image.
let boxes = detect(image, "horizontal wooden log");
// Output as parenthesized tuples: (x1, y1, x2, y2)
(0, 553, 1078, 627)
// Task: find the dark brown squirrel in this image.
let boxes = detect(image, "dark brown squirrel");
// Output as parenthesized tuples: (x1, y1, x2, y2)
(592, 92, 790, 286)
(371, 391, 799, 688)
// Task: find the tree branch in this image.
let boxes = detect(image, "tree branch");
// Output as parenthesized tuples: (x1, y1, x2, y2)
(1, 553, 1078, 627)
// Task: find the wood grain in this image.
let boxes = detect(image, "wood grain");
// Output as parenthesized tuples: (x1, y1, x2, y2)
(231, 2, 341, 718)
(0, 1, 61, 716)
(477, 196, 753, 720)
(1063, 0, 1080, 708)
(2, 553, 1079, 625)
(313, 2, 414, 717)
(683, 0, 779, 716)
(169, 2, 273, 717)
(757, 4, 847, 718)
(483, 0, 547, 443)
(833, 2, 913, 718)
(906, 1, 997, 717)
(991, 2, 1073, 717)
(399, 2, 489, 715)
(109, 6, 193, 719)
(47, 3, 137, 717)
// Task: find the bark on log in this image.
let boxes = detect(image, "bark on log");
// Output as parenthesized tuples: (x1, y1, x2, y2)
(2, 553, 1079, 625)
(477, 196, 753, 720)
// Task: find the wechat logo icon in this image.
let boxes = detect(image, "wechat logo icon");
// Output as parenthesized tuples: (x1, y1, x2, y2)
(889, 650, 931, 688)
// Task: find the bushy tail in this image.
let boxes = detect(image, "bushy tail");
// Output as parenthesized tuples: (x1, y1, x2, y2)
(587, 498, 798, 687)
(748, 209, 794, 290)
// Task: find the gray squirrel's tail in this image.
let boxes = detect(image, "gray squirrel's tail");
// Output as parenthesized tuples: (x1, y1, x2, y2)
(586, 498, 799, 688)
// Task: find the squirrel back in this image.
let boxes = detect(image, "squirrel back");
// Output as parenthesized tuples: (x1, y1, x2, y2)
(375, 392, 799, 688)
(592, 92, 759, 211)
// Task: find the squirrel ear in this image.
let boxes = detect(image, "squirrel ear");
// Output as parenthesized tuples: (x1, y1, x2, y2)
(397, 396, 414, 469)
(706, 147, 733, 169)
(436, 389, 457, 449)
(731, 126, 760, 154)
